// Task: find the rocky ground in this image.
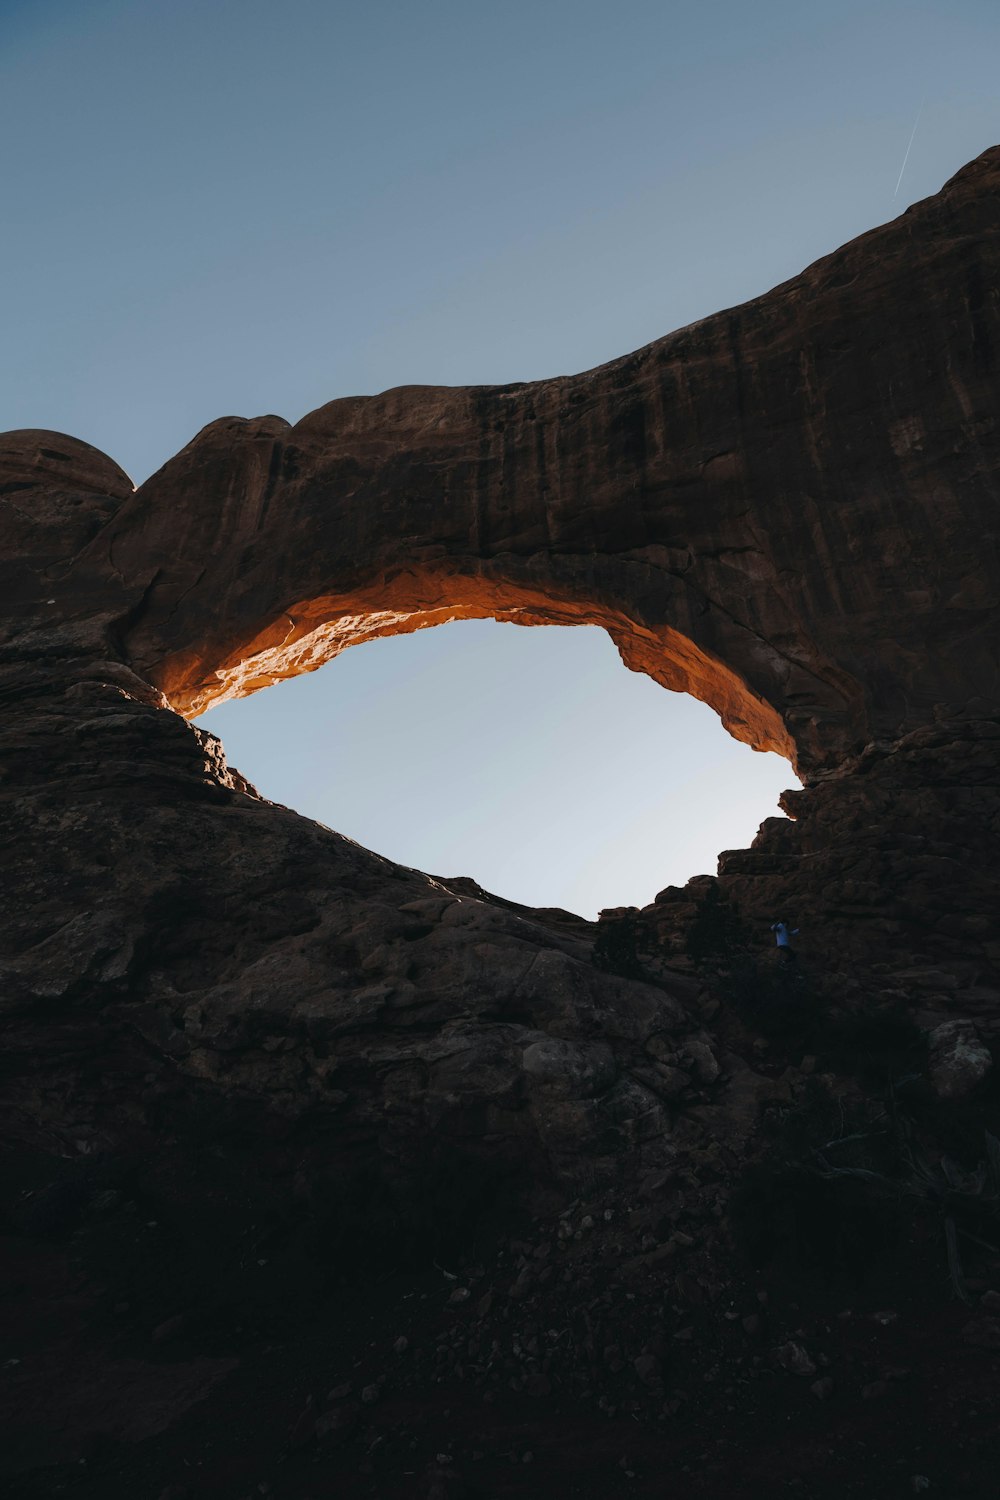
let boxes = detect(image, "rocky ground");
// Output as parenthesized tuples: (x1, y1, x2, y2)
(1, 668, 997, 1500)
(4, 938, 1000, 1500)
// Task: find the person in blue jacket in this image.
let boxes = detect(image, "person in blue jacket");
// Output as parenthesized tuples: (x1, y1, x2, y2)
(770, 920, 799, 962)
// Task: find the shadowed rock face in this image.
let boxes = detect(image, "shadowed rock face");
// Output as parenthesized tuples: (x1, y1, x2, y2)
(2, 150, 1000, 1233)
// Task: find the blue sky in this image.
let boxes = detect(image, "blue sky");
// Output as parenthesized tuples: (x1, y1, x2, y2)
(3, 0, 997, 913)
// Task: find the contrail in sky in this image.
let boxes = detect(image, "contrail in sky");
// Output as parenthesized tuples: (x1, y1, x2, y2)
(894, 99, 925, 198)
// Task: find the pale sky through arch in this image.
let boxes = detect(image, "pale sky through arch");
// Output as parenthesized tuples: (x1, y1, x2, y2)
(197, 621, 796, 918)
(3, 0, 997, 914)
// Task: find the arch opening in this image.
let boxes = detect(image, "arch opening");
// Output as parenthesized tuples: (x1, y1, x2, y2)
(194, 617, 797, 919)
(163, 570, 798, 771)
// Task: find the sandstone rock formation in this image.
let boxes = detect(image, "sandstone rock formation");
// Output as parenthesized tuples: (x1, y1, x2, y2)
(2, 150, 1000, 1497)
(4, 143, 1000, 1179)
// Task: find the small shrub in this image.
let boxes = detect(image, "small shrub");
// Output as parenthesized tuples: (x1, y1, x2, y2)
(686, 887, 752, 967)
(730, 1083, 905, 1283)
(814, 1008, 925, 1083)
(814, 1129, 1000, 1303)
(717, 956, 821, 1044)
(730, 1164, 900, 1283)
(593, 913, 649, 982)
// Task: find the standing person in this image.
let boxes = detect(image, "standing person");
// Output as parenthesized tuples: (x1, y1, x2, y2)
(770, 920, 799, 962)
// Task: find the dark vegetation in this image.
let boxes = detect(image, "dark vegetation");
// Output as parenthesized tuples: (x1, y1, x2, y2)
(592, 911, 647, 980)
(685, 883, 751, 968)
(723, 973, 1000, 1309)
(597, 886, 1000, 1307)
(716, 954, 926, 1074)
(731, 1075, 1000, 1303)
(730, 1083, 908, 1286)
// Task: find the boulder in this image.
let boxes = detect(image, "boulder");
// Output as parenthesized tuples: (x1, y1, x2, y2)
(928, 1020, 993, 1101)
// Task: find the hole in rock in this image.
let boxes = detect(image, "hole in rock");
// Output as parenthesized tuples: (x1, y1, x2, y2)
(195, 621, 797, 918)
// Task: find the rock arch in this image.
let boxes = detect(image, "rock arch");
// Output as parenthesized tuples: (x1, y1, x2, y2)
(39, 150, 996, 794)
(2, 148, 999, 1130)
(121, 425, 800, 765)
